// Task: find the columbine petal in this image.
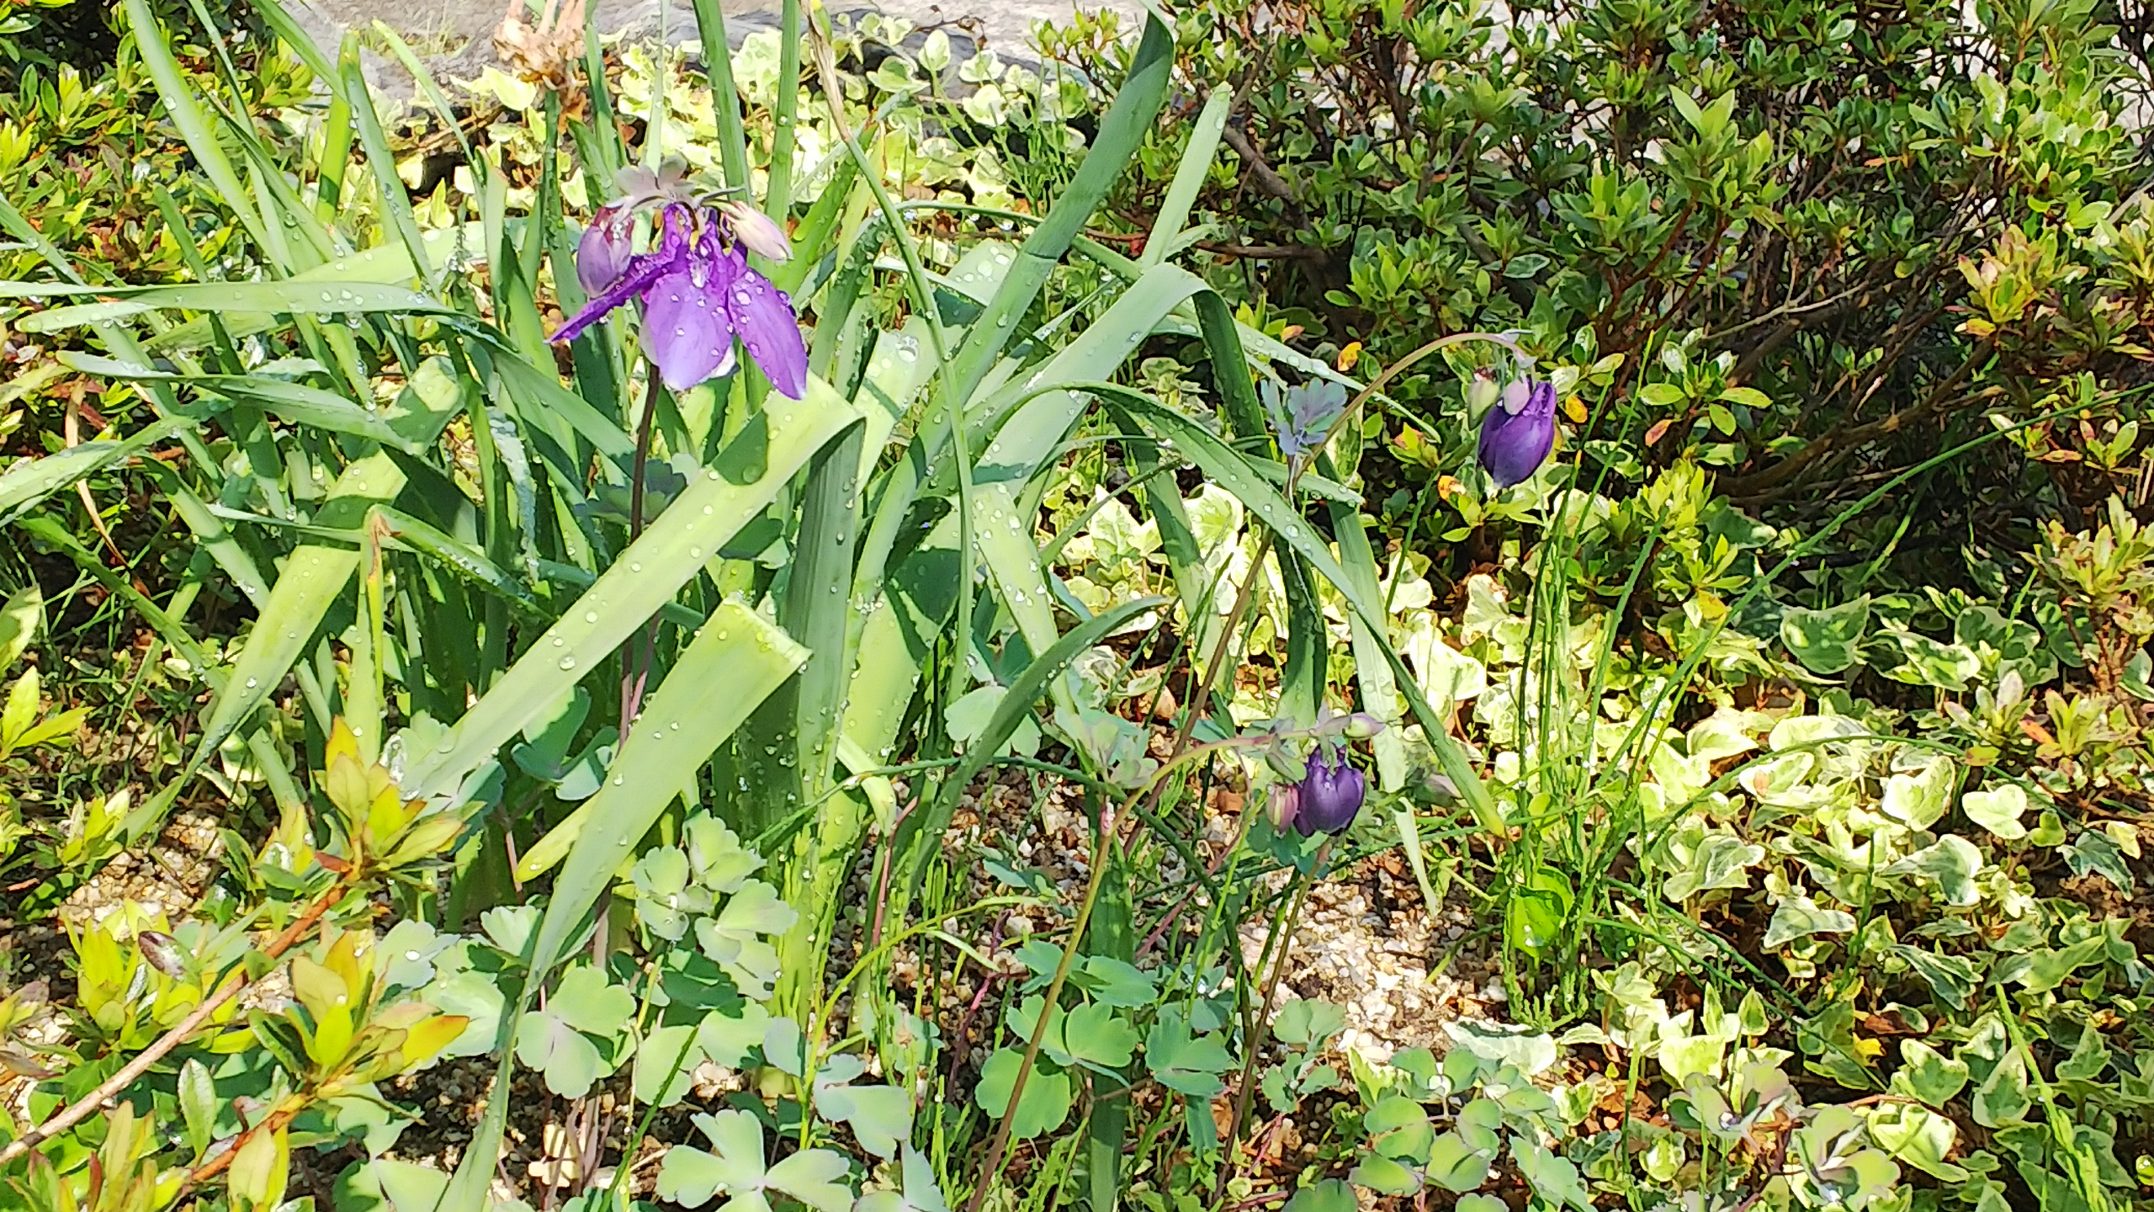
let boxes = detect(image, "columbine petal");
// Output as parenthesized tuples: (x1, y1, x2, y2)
(576, 205, 633, 296)
(640, 269, 732, 391)
(553, 205, 692, 346)
(717, 251, 809, 399)
(1293, 748, 1366, 836)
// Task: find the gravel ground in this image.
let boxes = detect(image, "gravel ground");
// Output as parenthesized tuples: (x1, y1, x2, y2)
(285, 0, 1146, 96)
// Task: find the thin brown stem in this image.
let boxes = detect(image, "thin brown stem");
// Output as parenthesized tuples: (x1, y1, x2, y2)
(1215, 841, 1327, 1203)
(616, 374, 665, 745)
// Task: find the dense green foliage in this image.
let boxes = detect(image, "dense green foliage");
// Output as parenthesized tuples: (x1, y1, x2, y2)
(0, 1, 2149, 1211)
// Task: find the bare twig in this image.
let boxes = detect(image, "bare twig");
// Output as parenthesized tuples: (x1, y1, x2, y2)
(0, 879, 351, 1168)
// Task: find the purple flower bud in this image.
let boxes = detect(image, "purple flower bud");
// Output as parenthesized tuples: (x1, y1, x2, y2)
(1293, 748, 1366, 836)
(576, 204, 634, 296)
(720, 200, 794, 263)
(1477, 376, 1557, 488)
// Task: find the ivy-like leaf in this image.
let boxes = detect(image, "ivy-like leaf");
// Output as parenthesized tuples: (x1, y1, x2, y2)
(1763, 895, 1857, 949)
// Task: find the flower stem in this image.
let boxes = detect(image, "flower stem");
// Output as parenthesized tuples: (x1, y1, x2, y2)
(1215, 839, 1330, 1202)
(959, 738, 1269, 1212)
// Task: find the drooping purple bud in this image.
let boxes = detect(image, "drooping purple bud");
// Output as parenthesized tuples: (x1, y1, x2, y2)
(720, 200, 794, 263)
(1477, 376, 1557, 488)
(576, 204, 635, 296)
(1293, 748, 1366, 836)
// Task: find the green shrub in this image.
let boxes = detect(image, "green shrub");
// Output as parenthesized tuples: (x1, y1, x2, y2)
(1123, 0, 2154, 522)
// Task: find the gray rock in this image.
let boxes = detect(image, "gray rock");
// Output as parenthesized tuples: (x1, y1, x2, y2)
(280, 0, 1140, 99)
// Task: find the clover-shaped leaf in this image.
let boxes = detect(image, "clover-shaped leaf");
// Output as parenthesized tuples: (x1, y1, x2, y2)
(996, 995, 1131, 1074)
(1424, 1130, 1493, 1194)
(657, 1110, 854, 1212)
(1347, 1152, 1421, 1196)
(635, 1023, 705, 1108)
(700, 1001, 773, 1070)
(416, 970, 504, 1060)
(516, 1013, 609, 1098)
(1282, 1180, 1358, 1212)
(513, 965, 634, 1097)
(1144, 1007, 1233, 1098)
(633, 846, 715, 942)
(378, 919, 450, 992)
(1363, 1094, 1433, 1161)
(1271, 998, 1346, 1048)
(1073, 957, 1157, 1008)
(762, 1017, 808, 1076)
(683, 814, 763, 893)
(1513, 1139, 1592, 1210)
(972, 1047, 1072, 1140)
(853, 1146, 949, 1212)
(814, 1076, 912, 1159)
(479, 905, 540, 960)
(694, 881, 798, 1000)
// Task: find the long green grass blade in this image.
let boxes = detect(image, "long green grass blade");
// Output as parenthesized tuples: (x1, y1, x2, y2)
(948, 14, 1173, 399)
(688, 0, 753, 190)
(0, 414, 213, 526)
(185, 453, 407, 775)
(446, 602, 807, 1210)
(402, 380, 863, 800)
(14, 283, 447, 333)
(120, 0, 274, 254)
(61, 355, 452, 453)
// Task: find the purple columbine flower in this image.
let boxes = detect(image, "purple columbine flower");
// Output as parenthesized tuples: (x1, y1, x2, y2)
(553, 201, 809, 399)
(1477, 375, 1557, 488)
(1293, 747, 1366, 836)
(1261, 379, 1348, 464)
